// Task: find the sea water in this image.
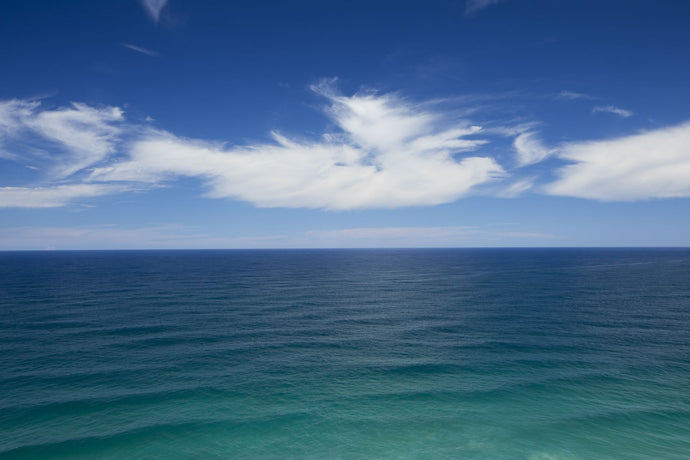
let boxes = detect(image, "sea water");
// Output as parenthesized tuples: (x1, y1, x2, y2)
(1, 249, 689, 459)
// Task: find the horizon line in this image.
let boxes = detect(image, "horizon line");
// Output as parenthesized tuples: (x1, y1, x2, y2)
(1, 246, 689, 252)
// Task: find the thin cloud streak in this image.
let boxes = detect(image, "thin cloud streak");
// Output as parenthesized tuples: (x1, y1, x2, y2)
(557, 90, 595, 100)
(308, 226, 477, 239)
(496, 178, 535, 198)
(593, 105, 633, 118)
(122, 43, 160, 57)
(306, 226, 556, 247)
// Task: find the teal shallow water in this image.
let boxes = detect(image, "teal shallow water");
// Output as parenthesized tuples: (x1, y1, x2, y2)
(1, 249, 689, 458)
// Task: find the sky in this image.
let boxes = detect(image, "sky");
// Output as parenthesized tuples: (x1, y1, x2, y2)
(1, 0, 690, 249)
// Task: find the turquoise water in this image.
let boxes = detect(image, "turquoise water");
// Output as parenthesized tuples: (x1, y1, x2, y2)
(1, 249, 689, 458)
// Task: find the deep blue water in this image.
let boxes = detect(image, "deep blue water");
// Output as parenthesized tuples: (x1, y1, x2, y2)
(1, 249, 689, 459)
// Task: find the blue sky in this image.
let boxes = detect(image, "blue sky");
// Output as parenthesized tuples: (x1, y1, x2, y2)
(1, 0, 690, 249)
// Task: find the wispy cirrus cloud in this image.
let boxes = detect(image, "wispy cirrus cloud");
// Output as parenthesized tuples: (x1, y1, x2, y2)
(593, 105, 633, 118)
(139, 0, 168, 24)
(122, 43, 159, 57)
(0, 99, 38, 139)
(0, 99, 123, 179)
(496, 178, 535, 198)
(26, 103, 123, 177)
(513, 131, 556, 166)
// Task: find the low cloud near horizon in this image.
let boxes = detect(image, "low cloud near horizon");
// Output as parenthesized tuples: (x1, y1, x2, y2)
(0, 224, 557, 250)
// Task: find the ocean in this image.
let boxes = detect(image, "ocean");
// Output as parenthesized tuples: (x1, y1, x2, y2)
(1, 249, 689, 459)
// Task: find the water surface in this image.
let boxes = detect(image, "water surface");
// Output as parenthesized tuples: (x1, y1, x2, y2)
(1, 249, 689, 458)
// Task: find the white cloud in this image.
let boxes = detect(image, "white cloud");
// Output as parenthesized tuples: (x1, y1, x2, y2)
(122, 43, 159, 57)
(496, 178, 535, 198)
(0, 99, 28, 159)
(139, 0, 168, 23)
(5, 83, 689, 210)
(26, 103, 123, 177)
(0, 100, 123, 177)
(0, 150, 20, 161)
(90, 83, 505, 209)
(0, 99, 39, 138)
(557, 90, 594, 100)
(465, 0, 506, 15)
(546, 121, 690, 200)
(307, 226, 478, 247)
(309, 226, 477, 239)
(312, 81, 487, 154)
(306, 226, 556, 247)
(513, 131, 556, 166)
(0, 184, 125, 208)
(593, 105, 633, 118)
(0, 86, 504, 210)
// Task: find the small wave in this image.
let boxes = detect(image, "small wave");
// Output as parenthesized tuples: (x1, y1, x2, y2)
(0, 385, 228, 420)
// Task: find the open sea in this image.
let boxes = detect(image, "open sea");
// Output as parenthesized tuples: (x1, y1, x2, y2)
(1, 248, 689, 459)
